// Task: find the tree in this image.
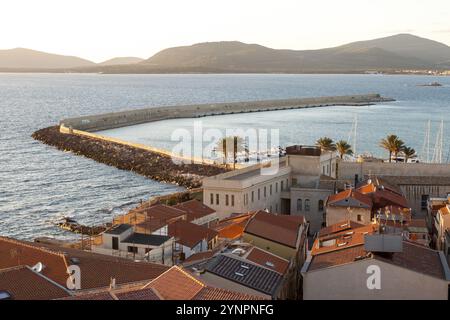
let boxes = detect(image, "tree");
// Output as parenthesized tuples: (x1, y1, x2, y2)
(401, 146, 417, 163)
(216, 136, 246, 169)
(379, 135, 404, 162)
(316, 137, 336, 152)
(335, 140, 353, 159)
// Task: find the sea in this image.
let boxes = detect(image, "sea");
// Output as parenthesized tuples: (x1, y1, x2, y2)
(0, 73, 449, 240)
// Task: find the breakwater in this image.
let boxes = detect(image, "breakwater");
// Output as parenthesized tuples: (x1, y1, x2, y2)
(33, 94, 393, 189)
(32, 126, 228, 189)
(59, 94, 394, 132)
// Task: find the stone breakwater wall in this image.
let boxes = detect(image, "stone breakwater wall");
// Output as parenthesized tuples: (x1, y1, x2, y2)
(32, 126, 229, 189)
(60, 94, 394, 132)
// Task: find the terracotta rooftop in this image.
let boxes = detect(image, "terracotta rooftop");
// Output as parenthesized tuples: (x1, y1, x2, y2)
(244, 211, 305, 248)
(135, 204, 186, 233)
(205, 254, 283, 296)
(0, 236, 169, 291)
(312, 223, 377, 256)
(319, 220, 365, 237)
(214, 213, 254, 240)
(143, 266, 204, 300)
(173, 199, 216, 222)
(193, 286, 267, 300)
(61, 266, 265, 300)
(357, 176, 403, 195)
(168, 220, 218, 249)
(326, 189, 373, 208)
(182, 250, 217, 265)
(308, 239, 446, 280)
(0, 266, 70, 300)
(245, 247, 290, 274)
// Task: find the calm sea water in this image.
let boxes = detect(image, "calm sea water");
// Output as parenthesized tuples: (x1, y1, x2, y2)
(0, 73, 449, 240)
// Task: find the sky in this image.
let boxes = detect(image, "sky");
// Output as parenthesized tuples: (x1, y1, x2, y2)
(1, 0, 449, 62)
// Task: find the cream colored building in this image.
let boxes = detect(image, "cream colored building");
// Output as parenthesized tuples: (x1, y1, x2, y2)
(302, 240, 450, 300)
(203, 146, 335, 234)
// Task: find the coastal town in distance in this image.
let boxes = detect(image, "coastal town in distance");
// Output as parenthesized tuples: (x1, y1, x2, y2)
(1, 0, 450, 311)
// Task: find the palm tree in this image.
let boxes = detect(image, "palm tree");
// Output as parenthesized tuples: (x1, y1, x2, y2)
(335, 140, 353, 159)
(402, 146, 417, 163)
(316, 137, 336, 152)
(379, 135, 404, 162)
(216, 136, 245, 169)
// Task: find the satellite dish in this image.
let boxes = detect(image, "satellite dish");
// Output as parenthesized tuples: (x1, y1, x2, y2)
(31, 262, 44, 273)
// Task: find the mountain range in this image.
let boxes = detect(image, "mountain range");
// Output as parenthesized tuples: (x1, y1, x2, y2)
(1, 34, 449, 73)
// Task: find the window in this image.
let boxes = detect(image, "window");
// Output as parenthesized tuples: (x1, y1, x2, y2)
(421, 194, 429, 210)
(145, 248, 152, 254)
(258, 188, 261, 200)
(264, 187, 267, 198)
(127, 246, 138, 253)
(292, 178, 297, 186)
(251, 191, 254, 202)
(231, 195, 235, 207)
(281, 181, 284, 191)
(225, 194, 229, 206)
(112, 237, 119, 250)
(270, 184, 272, 196)
(357, 214, 362, 222)
(275, 182, 278, 193)
(322, 166, 325, 174)
(327, 164, 330, 174)
(216, 194, 219, 205)
(305, 199, 311, 211)
(286, 179, 289, 188)
(210, 193, 214, 205)
(297, 199, 302, 211)
(318, 200, 324, 211)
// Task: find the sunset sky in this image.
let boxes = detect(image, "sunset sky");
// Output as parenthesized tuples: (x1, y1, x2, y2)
(1, 0, 449, 62)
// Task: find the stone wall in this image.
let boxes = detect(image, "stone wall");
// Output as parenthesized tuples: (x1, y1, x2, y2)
(60, 94, 393, 132)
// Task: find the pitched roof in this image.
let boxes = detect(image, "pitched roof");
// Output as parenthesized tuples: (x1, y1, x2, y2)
(182, 250, 216, 265)
(135, 204, 186, 233)
(326, 189, 373, 208)
(0, 266, 70, 300)
(173, 199, 216, 222)
(0, 236, 169, 290)
(312, 224, 377, 256)
(244, 211, 304, 248)
(193, 286, 267, 300)
(214, 213, 254, 239)
(143, 266, 205, 300)
(205, 254, 283, 296)
(61, 266, 265, 300)
(168, 220, 218, 249)
(307, 240, 446, 280)
(371, 189, 408, 208)
(114, 287, 161, 300)
(245, 247, 290, 274)
(319, 220, 365, 237)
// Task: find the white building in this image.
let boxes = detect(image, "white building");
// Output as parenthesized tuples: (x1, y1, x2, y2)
(203, 146, 336, 234)
(92, 224, 174, 265)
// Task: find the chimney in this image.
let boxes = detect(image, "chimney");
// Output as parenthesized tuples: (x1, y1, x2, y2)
(109, 278, 116, 290)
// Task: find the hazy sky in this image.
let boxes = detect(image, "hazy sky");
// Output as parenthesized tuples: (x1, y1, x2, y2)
(1, 0, 449, 62)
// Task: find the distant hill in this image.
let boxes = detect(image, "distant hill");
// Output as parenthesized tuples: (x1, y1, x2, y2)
(140, 34, 450, 72)
(1, 34, 449, 73)
(0, 48, 95, 69)
(98, 57, 144, 66)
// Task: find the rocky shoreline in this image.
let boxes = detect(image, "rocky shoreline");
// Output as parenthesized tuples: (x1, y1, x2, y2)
(32, 126, 229, 189)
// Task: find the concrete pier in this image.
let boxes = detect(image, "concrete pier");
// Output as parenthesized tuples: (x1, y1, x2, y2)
(60, 94, 394, 132)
